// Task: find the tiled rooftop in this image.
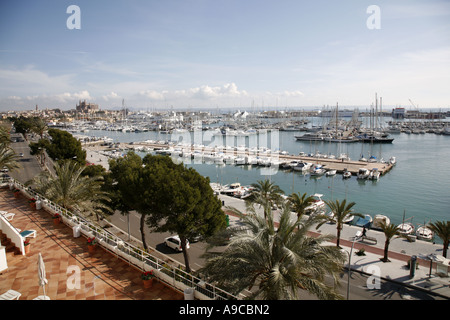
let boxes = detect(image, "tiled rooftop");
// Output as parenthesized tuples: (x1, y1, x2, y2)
(0, 187, 183, 300)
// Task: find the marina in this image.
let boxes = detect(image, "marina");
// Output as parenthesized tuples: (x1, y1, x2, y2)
(75, 113, 450, 247)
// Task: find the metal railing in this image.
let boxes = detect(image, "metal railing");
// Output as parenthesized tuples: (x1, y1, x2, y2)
(2, 177, 240, 300)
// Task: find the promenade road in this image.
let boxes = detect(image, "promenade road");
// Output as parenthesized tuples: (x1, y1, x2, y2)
(219, 194, 450, 299)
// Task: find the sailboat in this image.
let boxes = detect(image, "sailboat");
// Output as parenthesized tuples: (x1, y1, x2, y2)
(398, 210, 415, 235)
(416, 221, 434, 241)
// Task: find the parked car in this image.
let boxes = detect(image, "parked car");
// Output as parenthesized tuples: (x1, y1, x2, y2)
(164, 235, 190, 252)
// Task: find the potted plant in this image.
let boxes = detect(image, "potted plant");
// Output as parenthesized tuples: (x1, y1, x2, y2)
(87, 237, 97, 253)
(13, 188, 20, 198)
(24, 239, 31, 254)
(29, 198, 37, 209)
(52, 213, 61, 225)
(141, 270, 155, 288)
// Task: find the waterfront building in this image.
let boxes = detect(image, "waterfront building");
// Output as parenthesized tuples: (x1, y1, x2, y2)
(391, 108, 405, 119)
(76, 100, 99, 113)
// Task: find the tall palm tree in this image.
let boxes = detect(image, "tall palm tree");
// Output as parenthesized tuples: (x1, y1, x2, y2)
(31, 118, 48, 139)
(27, 160, 110, 220)
(316, 199, 363, 248)
(0, 143, 20, 172)
(246, 179, 285, 219)
(201, 202, 346, 300)
(428, 221, 450, 258)
(288, 192, 315, 220)
(379, 221, 403, 262)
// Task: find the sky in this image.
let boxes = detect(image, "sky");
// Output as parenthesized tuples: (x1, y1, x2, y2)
(0, 0, 449, 111)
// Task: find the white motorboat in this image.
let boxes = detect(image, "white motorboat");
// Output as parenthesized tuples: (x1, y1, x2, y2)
(310, 165, 326, 176)
(389, 156, 396, 165)
(398, 222, 415, 235)
(235, 157, 247, 165)
(249, 156, 259, 165)
(369, 168, 380, 180)
(416, 226, 434, 241)
(292, 162, 312, 172)
(342, 168, 352, 179)
(220, 182, 241, 195)
(305, 194, 325, 214)
(357, 168, 370, 179)
(281, 160, 298, 169)
(325, 169, 337, 176)
(372, 214, 390, 230)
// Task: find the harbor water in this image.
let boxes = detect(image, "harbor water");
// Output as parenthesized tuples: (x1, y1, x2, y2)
(79, 118, 450, 242)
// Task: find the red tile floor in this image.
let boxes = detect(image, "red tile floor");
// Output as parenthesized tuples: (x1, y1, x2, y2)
(0, 187, 183, 300)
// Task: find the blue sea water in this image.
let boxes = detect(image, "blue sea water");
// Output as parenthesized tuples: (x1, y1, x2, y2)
(80, 118, 450, 236)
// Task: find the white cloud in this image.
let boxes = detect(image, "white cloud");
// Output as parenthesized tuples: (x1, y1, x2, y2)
(138, 83, 248, 101)
(102, 91, 120, 101)
(0, 66, 73, 94)
(267, 90, 304, 97)
(139, 90, 166, 100)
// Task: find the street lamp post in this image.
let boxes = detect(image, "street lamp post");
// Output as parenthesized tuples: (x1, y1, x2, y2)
(347, 230, 362, 300)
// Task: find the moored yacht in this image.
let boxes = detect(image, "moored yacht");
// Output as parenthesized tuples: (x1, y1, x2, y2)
(294, 133, 326, 141)
(305, 194, 325, 214)
(398, 222, 415, 235)
(357, 168, 370, 179)
(369, 168, 380, 180)
(292, 162, 312, 172)
(310, 165, 326, 176)
(416, 225, 434, 241)
(342, 169, 352, 179)
(372, 214, 390, 230)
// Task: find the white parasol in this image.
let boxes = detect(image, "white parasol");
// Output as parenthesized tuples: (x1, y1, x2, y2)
(37, 253, 49, 299)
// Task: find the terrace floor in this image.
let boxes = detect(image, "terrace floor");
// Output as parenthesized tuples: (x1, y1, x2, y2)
(0, 187, 183, 300)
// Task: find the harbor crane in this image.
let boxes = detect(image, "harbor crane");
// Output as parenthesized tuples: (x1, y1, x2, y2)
(409, 99, 419, 111)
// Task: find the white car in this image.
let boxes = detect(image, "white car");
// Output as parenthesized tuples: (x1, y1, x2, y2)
(164, 235, 190, 252)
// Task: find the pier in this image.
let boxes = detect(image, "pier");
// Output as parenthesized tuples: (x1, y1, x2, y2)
(106, 141, 395, 176)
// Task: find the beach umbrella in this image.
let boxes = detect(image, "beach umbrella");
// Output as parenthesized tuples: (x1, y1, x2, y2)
(37, 253, 48, 299)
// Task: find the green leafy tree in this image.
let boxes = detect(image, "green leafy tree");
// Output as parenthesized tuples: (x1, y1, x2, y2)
(316, 199, 363, 248)
(12, 116, 34, 139)
(428, 221, 450, 258)
(109, 152, 226, 267)
(44, 128, 86, 164)
(108, 151, 152, 250)
(201, 202, 346, 300)
(148, 158, 226, 273)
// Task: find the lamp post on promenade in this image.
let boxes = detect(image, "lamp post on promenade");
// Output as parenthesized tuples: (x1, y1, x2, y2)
(347, 230, 362, 300)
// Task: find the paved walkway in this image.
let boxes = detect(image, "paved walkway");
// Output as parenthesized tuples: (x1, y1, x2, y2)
(0, 188, 183, 300)
(220, 194, 450, 299)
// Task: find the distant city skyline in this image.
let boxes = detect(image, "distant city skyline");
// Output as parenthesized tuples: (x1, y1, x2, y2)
(1, 0, 449, 111)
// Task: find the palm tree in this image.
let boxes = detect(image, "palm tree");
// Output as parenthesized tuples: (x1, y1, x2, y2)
(288, 192, 314, 220)
(428, 221, 450, 258)
(31, 118, 48, 139)
(316, 199, 363, 248)
(246, 179, 284, 219)
(0, 143, 20, 172)
(201, 202, 347, 300)
(379, 221, 403, 262)
(27, 160, 110, 221)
